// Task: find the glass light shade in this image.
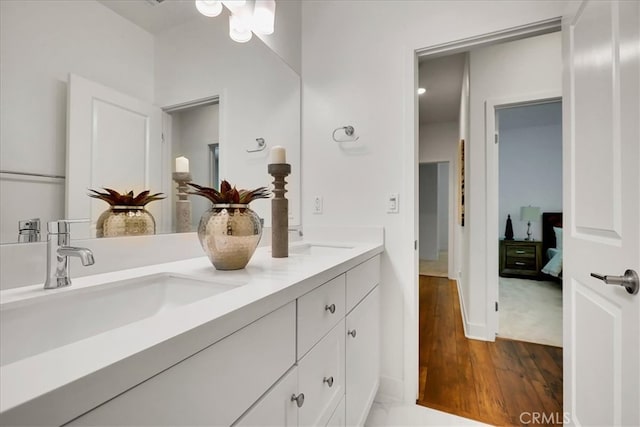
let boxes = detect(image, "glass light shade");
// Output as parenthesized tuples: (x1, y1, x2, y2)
(195, 0, 223, 17)
(253, 0, 275, 35)
(229, 13, 252, 43)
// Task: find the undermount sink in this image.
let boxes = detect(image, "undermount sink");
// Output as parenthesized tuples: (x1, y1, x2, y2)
(0, 273, 237, 367)
(287, 243, 354, 256)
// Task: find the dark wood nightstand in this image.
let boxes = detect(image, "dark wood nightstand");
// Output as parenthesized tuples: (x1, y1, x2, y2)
(499, 239, 543, 279)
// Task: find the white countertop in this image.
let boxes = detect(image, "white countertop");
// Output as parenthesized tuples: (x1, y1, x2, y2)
(0, 235, 383, 425)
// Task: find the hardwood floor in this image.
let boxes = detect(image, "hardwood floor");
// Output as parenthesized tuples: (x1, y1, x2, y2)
(417, 275, 563, 426)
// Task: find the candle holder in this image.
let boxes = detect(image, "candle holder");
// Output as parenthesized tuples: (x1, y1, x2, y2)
(173, 172, 192, 233)
(268, 163, 291, 258)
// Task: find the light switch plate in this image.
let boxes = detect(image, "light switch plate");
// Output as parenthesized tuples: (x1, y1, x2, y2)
(313, 196, 323, 214)
(387, 193, 399, 213)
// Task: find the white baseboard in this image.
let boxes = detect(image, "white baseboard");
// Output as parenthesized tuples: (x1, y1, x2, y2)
(455, 278, 488, 341)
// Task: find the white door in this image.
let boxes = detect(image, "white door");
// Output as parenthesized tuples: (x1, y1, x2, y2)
(563, 1, 639, 425)
(67, 74, 165, 239)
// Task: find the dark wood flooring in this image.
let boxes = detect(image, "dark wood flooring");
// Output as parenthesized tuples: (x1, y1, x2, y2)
(417, 275, 563, 426)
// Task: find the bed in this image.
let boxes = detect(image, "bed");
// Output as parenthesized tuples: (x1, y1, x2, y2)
(541, 212, 563, 279)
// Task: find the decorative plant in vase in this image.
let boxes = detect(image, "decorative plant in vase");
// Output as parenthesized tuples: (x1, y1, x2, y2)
(188, 180, 270, 270)
(88, 188, 165, 238)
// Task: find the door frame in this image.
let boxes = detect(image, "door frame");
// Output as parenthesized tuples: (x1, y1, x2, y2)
(485, 93, 562, 339)
(408, 17, 562, 402)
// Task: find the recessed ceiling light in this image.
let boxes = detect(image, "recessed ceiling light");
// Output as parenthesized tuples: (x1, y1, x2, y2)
(417, 88, 426, 95)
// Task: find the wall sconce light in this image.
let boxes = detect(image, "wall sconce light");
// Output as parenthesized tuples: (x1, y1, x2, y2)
(195, 0, 276, 43)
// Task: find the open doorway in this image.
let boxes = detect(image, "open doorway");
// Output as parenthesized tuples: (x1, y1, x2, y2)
(495, 101, 563, 348)
(416, 29, 564, 425)
(418, 162, 449, 277)
(164, 100, 220, 232)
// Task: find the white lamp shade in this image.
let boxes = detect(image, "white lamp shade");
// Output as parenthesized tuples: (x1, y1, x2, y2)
(520, 206, 541, 222)
(253, 0, 275, 35)
(229, 13, 252, 43)
(195, 0, 223, 17)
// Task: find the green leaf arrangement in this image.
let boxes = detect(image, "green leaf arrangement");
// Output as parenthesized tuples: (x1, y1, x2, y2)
(88, 188, 166, 206)
(187, 180, 270, 204)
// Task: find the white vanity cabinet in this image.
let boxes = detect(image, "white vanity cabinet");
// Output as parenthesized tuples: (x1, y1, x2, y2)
(236, 254, 380, 427)
(65, 254, 380, 427)
(68, 302, 296, 427)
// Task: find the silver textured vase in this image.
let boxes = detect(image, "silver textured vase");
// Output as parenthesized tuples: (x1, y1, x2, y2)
(96, 206, 155, 238)
(198, 204, 262, 270)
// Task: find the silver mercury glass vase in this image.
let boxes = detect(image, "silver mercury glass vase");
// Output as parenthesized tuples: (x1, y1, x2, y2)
(197, 204, 262, 270)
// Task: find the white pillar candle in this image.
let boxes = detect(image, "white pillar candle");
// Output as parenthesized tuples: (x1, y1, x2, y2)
(270, 146, 286, 164)
(175, 156, 189, 173)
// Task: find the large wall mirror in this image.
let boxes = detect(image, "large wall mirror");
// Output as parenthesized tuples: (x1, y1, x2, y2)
(0, 0, 301, 243)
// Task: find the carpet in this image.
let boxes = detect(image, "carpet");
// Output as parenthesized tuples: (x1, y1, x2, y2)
(498, 277, 562, 347)
(419, 251, 448, 277)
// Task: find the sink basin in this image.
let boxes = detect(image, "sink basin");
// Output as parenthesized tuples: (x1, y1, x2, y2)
(287, 243, 354, 256)
(0, 273, 236, 366)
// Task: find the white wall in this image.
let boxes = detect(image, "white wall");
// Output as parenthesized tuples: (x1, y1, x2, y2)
(498, 102, 563, 241)
(255, 0, 302, 75)
(171, 104, 220, 230)
(437, 163, 449, 251)
(301, 0, 567, 403)
(466, 31, 562, 336)
(154, 15, 301, 226)
(418, 164, 438, 260)
(0, 0, 154, 243)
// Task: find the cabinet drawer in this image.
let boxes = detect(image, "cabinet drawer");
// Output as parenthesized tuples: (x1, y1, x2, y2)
(234, 367, 298, 427)
(506, 246, 536, 258)
(506, 257, 536, 270)
(298, 319, 345, 427)
(69, 302, 296, 427)
(346, 256, 380, 313)
(298, 274, 345, 358)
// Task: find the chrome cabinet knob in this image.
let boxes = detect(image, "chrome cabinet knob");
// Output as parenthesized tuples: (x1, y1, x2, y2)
(291, 393, 305, 408)
(347, 329, 357, 338)
(325, 303, 336, 314)
(323, 376, 334, 387)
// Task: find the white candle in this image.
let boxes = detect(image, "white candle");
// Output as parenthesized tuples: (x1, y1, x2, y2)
(270, 146, 286, 164)
(175, 156, 189, 173)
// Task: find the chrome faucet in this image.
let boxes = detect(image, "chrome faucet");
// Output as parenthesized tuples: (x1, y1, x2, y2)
(44, 220, 95, 289)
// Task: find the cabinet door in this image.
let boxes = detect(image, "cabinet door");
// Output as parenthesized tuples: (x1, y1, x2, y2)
(298, 319, 345, 427)
(68, 302, 296, 426)
(325, 395, 345, 427)
(346, 256, 380, 313)
(345, 286, 379, 426)
(234, 367, 298, 427)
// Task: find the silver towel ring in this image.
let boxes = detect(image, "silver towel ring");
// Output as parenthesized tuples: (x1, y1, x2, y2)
(332, 126, 360, 142)
(246, 137, 266, 153)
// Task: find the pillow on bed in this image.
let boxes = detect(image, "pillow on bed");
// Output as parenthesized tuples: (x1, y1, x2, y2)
(553, 226, 563, 250)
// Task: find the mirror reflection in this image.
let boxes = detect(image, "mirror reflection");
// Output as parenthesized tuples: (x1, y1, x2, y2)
(0, 0, 301, 243)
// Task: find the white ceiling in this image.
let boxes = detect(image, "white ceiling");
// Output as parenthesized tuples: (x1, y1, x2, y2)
(98, 0, 202, 34)
(418, 53, 466, 126)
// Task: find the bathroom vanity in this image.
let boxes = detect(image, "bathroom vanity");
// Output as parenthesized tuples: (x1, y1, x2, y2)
(0, 230, 383, 426)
